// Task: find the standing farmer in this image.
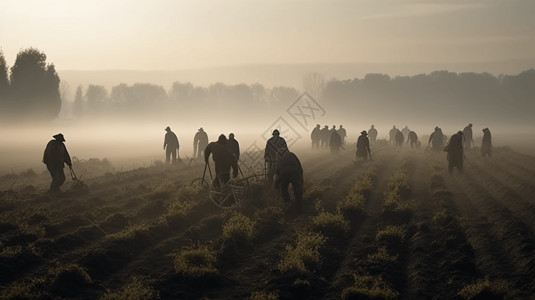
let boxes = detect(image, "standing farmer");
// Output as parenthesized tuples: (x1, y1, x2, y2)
(481, 128, 492, 157)
(43, 133, 72, 193)
(356, 130, 371, 160)
(163, 126, 180, 165)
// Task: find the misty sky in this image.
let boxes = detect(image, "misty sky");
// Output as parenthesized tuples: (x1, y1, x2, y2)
(1, 0, 534, 71)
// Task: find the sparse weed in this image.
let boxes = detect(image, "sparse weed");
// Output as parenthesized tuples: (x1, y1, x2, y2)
(49, 264, 93, 297)
(383, 171, 414, 216)
(368, 246, 399, 263)
(432, 208, 454, 225)
(254, 206, 284, 223)
(164, 199, 195, 218)
(458, 277, 509, 300)
(50, 263, 92, 283)
(376, 225, 406, 246)
(108, 223, 149, 240)
(311, 211, 349, 235)
(222, 211, 256, 241)
(173, 244, 218, 277)
(0, 245, 23, 258)
(250, 290, 279, 300)
(342, 274, 399, 300)
(101, 276, 159, 300)
(337, 191, 365, 219)
(18, 222, 46, 239)
(314, 199, 325, 214)
(305, 180, 333, 201)
(1, 277, 47, 299)
(278, 230, 326, 274)
(387, 171, 411, 200)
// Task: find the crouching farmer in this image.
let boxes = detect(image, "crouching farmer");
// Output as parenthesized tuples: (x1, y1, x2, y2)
(275, 147, 303, 207)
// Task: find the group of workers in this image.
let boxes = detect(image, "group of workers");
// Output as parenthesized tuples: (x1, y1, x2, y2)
(41, 122, 492, 206)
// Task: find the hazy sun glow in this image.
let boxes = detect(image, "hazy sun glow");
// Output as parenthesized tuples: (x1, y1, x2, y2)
(1, 0, 534, 70)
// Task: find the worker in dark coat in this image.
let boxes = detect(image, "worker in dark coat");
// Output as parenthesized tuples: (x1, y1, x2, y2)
(356, 130, 371, 160)
(227, 133, 240, 161)
(205, 134, 239, 188)
(463, 123, 474, 149)
(445, 131, 464, 174)
(481, 128, 492, 157)
(407, 131, 420, 148)
(310, 124, 321, 149)
(389, 126, 397, 145)
(338, 125, 347, 144)
(395, 130, 404, 147)
(428, 127, 444, 152)
(329, 129, 343, 153)
(320, 125, 330, 148)
(264, 129, 288, 185)
(275, 147, 303, 207)
(43, 133, 72, 193)
(368, 125, 378, 145)
(193, 127, 209, 159)
(163, 126, 180, 165)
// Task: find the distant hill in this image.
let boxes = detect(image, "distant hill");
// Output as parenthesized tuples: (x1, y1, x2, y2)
(58, 59, 535, 92)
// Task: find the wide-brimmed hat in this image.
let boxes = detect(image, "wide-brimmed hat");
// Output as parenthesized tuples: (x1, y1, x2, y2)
(53, 133, 65, 142)
(361, 130, 368, 135)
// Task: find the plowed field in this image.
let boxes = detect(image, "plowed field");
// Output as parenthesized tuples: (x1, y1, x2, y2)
(1, 143, 534, 299)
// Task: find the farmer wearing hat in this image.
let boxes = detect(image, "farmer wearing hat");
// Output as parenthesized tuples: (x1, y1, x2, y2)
(193, 127, 209, 159)
(356, 130, 371, 160)
(275, 147, 303, 207)
(43, 133, 72, 193)
(163, 126, 180, 165)
(264, 129, 287, 186)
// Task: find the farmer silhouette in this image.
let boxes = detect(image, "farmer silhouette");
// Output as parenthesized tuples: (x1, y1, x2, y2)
(356, 130, 371, 160)
(428, 127, 444, 152)
(193, 127, 209, 159)
(368, 125, 378, 145)
(445, 131, 464, 174)
(227, 133, 240, 161)
(163, 126, 180, 165)
(43, 133, 72, 193)
(265, 129, 287, 186)
(311, 124, 321, 149)
(275, 147, 303, 207)
(205, 134, 239, 188)
(481, 128, 492, 157)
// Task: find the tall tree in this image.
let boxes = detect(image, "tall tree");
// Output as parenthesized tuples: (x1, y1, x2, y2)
(0, 51, 10, 113)
(9, 48, 61, 120)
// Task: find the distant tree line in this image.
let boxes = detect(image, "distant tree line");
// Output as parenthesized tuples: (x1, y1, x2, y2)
(0, 48, 61, 121)
(2, 48, 534, 126)
(321, 69, 535, 125)
(71, 81, 300, 122)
